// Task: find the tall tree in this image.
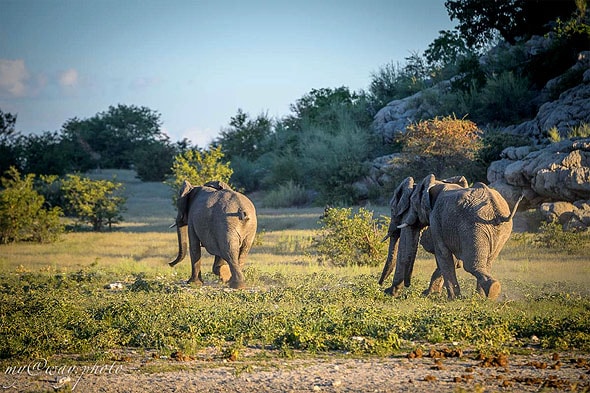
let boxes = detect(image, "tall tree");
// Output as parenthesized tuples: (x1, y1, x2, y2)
(216, 109, 273, 161)
(445, 0, 578, 49)
(0, 110, 20, 174)
(61, 104, 165, 169)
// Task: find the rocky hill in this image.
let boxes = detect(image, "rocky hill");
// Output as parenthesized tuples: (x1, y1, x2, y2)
(368, 35, 590, 229)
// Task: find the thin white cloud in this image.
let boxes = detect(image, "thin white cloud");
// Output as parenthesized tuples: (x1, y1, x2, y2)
(58, 68, 79, 88)
(0, 59, 29, 97)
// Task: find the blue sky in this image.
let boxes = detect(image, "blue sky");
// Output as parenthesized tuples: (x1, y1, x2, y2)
(1, 0, 455, 146)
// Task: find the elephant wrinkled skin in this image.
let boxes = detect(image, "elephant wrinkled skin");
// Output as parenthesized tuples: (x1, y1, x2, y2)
(380, 174, 521, 300)
(169, 180, 257, 289)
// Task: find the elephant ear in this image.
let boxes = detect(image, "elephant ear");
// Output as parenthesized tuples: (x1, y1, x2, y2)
(390, 177, 414, 219)
(176, 180, 195, 225)
(410, 174, 436, 225)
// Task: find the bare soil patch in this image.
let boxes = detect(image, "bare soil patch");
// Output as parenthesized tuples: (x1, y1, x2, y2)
(3, 348, 589, 392)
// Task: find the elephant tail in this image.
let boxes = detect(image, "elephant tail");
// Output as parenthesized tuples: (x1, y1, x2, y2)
(509, 194, 524, 221)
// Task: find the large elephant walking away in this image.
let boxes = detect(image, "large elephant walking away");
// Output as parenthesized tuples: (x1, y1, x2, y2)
(380, 174, 521, 300)
(169, 180, 257, 289)
(379, 176, 468, 296)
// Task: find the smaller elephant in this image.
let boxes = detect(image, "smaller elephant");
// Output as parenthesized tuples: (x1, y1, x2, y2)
(169, 180, 257, 289)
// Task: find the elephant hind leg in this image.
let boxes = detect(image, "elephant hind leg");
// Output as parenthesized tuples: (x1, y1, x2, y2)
(469, 266, 501, 300)
(213, 256, 231, 283)
(422, 267, 444, 297)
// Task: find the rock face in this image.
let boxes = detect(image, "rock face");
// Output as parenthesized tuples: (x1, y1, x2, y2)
(372, 81, 450, 144)
(488, 138, 590, 229)
(505, 53, 590, 141)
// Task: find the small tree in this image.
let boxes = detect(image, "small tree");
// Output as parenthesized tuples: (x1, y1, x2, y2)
(167, 145, 234, 200)
(61, 175, 126, 231)
(0, 167, 63, 243)
(401, 115, 483, 176)
(313, 207, 389, 267)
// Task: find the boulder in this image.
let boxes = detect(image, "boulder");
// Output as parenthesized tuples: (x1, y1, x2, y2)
(489, 138, 590, 229)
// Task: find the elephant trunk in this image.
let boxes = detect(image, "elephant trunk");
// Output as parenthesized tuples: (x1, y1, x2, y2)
(169, 224, 188, 267)
(378, 224, 400, 285)
(391, 227, 421, 288)
(402, 228, 421, 287)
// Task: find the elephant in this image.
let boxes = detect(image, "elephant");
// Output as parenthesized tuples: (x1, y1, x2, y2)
(168, 180, 257, 289)
(380, 174, 522, 300)
(379, 175, 468, 297)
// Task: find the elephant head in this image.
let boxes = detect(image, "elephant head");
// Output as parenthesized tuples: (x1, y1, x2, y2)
(378, 177, 423, 294)
(169, 180, 197, 267)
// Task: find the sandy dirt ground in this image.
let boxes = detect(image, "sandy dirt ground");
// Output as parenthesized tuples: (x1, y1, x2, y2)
(2, 348, 589, 392)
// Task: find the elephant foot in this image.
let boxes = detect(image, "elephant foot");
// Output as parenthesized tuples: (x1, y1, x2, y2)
(218, 265, 232, 283)
(229, 280, 247, 290)
(384, 286, 403, 297)
(186, 278, 204, 287)
(485, 280, 501, 301)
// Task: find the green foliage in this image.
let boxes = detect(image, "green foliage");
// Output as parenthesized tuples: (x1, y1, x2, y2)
(263, 181, 309, 208)
(299, 124, 372, 205)
(0, 110, 19, 176)
(1, 270, 589, 360)
(133, 139, 177, 182)
(476, 71, 535, 124)
(547, 123, 590, 143)
(61, 174, 126, 231)
(0, 167, 64, 244)
(313, 207, 389, 267)
(445, 0, 578, 49)
(60, 104, 166, 170)
(216, 109, 273, 161)
(534, 221, 589, 254)
(167, 146, 233, 199)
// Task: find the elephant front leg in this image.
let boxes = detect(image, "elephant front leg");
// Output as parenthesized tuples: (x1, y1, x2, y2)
(473, 271, 501, 300)
(212, 256, 231, 283)
(188, 244, 204, 286)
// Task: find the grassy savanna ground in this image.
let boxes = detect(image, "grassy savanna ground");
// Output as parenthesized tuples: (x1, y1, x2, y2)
(1, 170, 590, 365)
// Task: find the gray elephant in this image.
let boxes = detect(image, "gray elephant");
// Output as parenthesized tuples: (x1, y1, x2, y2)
(379, 175, 468, 296)
(169, 180, 257, 289)
(380, 174, 521, 300)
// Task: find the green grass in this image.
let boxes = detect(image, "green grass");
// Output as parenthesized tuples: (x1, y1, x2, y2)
(1, 170, 589, 361)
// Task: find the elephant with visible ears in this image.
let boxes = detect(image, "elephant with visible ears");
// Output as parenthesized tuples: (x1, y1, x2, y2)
(379, 175, 468, 297)
(169, 180, 257, 289)
(380, 174, 521, 300)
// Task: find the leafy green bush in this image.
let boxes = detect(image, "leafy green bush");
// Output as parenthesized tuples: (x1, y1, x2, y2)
(0, 167, 64, 244)
(313, 207, 389, 267)
(534, 221, 588, 254)
(166, 146, 233, 200)
(476, 71, 535, 124)
(263, 181, 309, 208)
(61, 174, 126, 231)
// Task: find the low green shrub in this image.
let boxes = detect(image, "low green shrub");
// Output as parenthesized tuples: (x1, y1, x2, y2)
(313, 207, 389, 267)
(262, 181, 310, 208)
(0, 167, 64, 244)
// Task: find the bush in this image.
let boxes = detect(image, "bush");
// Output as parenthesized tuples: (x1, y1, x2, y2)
(313, 207, 389, 267)
(61, 174, 126, 231)
(167, 146, 233, 200)
(0, 167, 64, 243)
(263, 181, 309, 208)
(401, 115, 483, 175)
(475, 71, 535, 124)
(534, 221, 589, 254)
